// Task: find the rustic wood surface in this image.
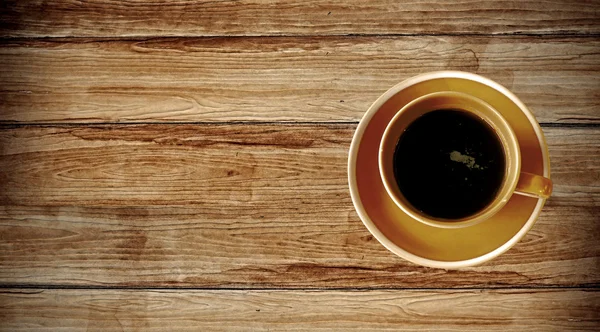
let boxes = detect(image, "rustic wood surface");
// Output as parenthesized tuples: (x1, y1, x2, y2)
(1, 0, 599, 330)
(1, 36, 598, 124)
(0, 125, 598, 288)
(1, 0, 599, 37)
(1, 289, 598, 331)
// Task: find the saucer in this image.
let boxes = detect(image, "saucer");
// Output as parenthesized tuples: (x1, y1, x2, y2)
(348, 71, 551, 268)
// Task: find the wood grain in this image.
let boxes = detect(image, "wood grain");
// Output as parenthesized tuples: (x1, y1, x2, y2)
(0, 124, 598, 288)
(0, 289, 598, 331)
(1, 0, 599, 38)
(0, 36, 599, 124)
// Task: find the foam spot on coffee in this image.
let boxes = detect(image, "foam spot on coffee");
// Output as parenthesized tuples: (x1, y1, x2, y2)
(450, 150, 483, 170)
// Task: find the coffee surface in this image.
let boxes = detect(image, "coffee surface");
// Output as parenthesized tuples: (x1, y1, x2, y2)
(393, 109, 505, 219)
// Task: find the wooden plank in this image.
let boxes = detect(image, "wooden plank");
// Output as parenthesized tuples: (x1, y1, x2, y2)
(0, 289, 598, 331)
(0, 36, 598, 124)
(1, 0, 599, 38)
(0, 125, 598, 288)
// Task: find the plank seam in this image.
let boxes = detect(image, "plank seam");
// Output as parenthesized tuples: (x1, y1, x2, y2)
(0, 122, 598, 128)
(1, 32, 600, 42)
(0, 285, 598, 291)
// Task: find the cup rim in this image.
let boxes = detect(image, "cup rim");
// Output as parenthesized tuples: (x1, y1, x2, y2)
(347, 71, 551, 268)
(378, 91, 521, 229)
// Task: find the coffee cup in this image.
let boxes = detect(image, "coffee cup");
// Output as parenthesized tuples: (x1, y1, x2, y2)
(379, 91, 552, 229)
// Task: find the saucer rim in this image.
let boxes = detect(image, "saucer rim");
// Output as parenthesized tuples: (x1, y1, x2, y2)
(347, 71, 550, 269)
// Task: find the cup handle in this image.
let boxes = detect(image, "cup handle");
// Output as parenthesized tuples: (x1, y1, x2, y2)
(514, 172, 553, 199)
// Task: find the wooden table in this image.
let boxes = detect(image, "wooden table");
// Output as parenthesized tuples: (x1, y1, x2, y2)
(1, 1, 599, 330)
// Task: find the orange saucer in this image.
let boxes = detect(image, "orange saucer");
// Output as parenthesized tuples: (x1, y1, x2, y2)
(348, 71, 551, 268)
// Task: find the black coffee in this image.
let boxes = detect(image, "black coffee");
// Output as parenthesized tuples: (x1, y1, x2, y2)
(393, 109, 505, 219)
